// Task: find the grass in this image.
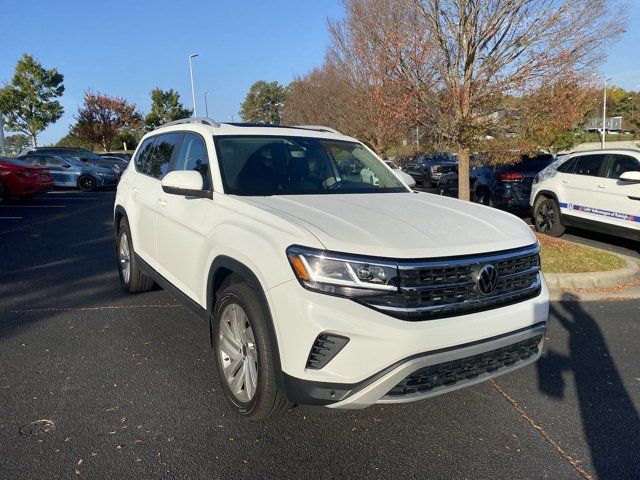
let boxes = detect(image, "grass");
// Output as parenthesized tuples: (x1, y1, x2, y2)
(536, 233, 625, 273)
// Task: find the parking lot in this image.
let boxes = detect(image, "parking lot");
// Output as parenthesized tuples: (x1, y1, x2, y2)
(0, 190, 639, 479)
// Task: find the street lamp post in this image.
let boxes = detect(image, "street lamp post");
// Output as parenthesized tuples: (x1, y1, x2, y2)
(601, 78, 610, 150)
(0, 116, 6, 156)
(229, 115, 235, 123)
(188, 53, 199, 118)
(204, 91, 210, 118)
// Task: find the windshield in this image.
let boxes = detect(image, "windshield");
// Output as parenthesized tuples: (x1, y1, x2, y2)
(214, 136, 408, 196)
(384, 160, 399, 169)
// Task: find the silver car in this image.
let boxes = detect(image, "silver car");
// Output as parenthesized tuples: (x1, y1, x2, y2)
(21, 154, 119, 191)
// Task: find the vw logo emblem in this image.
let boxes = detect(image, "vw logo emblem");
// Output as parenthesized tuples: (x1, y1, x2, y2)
(476, 264, 499, 296)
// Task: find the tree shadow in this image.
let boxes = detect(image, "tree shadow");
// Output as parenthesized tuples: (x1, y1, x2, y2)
(537, 295, 640, 479)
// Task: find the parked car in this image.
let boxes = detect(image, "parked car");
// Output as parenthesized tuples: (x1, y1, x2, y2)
(361, 160, 416, 188)
(19, 154, 119, 191)
(531, 148, 640, 241)
(114, 118, 548, 419)
(20, 147, 106, 167)
(100, 152, 132, 162)
(91, 156, 129, 176)
(439, 153, 555, 212)
(0, 157, 54, 203)
(403, 153, 457, 187)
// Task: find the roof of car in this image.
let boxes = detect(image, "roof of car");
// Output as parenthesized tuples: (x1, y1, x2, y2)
(148, 118, 356, 142)
(565, 148, 640, 156)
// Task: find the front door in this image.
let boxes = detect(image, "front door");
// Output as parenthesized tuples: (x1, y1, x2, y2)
(594, 153, 640, 233)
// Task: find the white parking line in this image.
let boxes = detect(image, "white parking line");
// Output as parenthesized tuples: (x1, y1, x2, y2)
(0, 205, 67, 208)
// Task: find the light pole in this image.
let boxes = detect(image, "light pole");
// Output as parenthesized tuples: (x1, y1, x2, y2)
(188, 53, 199, 117)
(229, 115, 235, 123)
(204, 91, 210, 118)
(601, 78, 611, 150)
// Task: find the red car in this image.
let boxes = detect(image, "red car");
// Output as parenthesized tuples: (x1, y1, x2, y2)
(0, 157, 54, 203)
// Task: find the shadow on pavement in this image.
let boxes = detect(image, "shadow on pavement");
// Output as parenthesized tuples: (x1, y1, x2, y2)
(537, 294, 640, 479)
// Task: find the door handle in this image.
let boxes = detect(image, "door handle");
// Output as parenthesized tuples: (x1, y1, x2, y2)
(561, 179, 569, 184)
(132, 186, 140, 193)
(157, 198, 167, 207)
(597, 184, 606, 189)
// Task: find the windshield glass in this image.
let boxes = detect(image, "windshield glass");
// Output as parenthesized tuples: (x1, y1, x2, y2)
(214, 136, 408, 196)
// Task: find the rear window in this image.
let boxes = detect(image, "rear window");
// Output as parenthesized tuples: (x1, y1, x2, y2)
(2, 157, 33, 167)
(510, 155, 554, 172)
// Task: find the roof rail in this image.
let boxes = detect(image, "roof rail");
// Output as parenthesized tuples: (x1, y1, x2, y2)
(294, 125, 343, 135)
(161, 117, 220, 128)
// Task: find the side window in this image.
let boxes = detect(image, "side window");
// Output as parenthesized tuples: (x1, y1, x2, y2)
(573, 155, 604, 177)
(134, 137, 155, 174)
(147, 133, 181, 179)
(45, 157, 66, 167)
(173, 133, 210, 189)
(557, 157, 577, 174)
(604, 154, 640, 179)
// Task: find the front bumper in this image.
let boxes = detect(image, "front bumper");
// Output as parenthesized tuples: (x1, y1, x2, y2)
(268, 277, 549, 408)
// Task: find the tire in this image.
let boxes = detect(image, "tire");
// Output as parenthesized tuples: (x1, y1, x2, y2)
(533, 196, 565, 237)
(475, 188, 494, 207)
(0, 182, 9, 204)
(78, 175, 97, 192)
(213, 281, 292, 420)
(116, 218, 155, 293)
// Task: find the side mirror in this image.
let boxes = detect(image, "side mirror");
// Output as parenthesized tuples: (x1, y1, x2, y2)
(161, 170, 210, 198)
(619, 171, 640, 183)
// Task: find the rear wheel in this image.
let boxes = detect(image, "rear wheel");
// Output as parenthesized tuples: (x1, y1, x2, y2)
(534, 196, 565, 237)
(475, 188, 494, 207)
(78, 175, 97, 192)
(0, 182, 9, 204)
(213, 281, 292, 420)
(116, 219, 155, 292)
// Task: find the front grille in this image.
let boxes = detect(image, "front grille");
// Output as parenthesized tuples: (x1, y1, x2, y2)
(385, 335, 543, 397)
(360, 245, 541, 321)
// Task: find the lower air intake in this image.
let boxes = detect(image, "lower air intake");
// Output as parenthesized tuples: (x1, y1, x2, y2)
(306, 333, 350, 370)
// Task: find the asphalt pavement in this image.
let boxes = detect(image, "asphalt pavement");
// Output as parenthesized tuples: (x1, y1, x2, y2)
(0, 191, 638, 479)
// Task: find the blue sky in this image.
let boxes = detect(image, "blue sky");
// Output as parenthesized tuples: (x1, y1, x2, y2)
(1, 0, 638, 146)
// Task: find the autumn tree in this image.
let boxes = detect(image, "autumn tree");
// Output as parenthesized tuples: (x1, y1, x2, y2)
(72, 91, 142, 151)
(144, 88, 192, 130)
(338, 0, 626, 199)
(0, 54, 64, 147)
(4, 133, 30, 154)
(240, 81, 287, 124)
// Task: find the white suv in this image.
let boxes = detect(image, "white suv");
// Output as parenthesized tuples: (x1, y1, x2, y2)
(530, 148, 640, 241)
(114, 118, 548, 419)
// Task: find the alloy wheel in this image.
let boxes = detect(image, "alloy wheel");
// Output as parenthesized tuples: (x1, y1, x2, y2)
(119, 232, 131, 284)
(218, 303, 258, 403)
(536, 203, 554, 233)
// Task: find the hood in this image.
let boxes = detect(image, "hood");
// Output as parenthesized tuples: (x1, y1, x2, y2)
(238, 192, 536, 258)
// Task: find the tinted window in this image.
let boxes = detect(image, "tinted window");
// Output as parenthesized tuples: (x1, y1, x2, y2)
(147, 133, 181, 179)
(573, 155, 604, 176)
(557, 157, 577, 173)
(512, 155, 554, 172)
(604, 154, 640, 179)
(173, 133, 210, 189)
(44, 156, 68, 167)
(134, 137, 156, 174)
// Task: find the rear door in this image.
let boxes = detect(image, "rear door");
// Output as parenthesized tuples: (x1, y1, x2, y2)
(155, 132, 213, 302)
(594, 153, 640, 233)
(556, 153, 605, 222)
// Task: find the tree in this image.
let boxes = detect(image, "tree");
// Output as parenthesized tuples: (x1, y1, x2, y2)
(336, 0, 626, 199)
(0, 54, 64, 147)
(240, 81, 286, 124)
(56, 132, 93, 149)
(144, 88, 192, 130)
(71, 91, 142, 151)
(4, 134, 30, 154)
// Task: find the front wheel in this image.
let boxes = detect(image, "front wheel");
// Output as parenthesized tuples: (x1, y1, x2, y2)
(116, 219, 155, 292)
(213, 282, 292, 420)
(534, 197, 565, 237)
(78, 175, 97, 192)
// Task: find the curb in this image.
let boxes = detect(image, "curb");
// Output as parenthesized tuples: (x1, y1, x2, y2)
(543, 253, 640, 291)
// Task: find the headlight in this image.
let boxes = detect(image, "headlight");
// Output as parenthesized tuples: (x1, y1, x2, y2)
(286, 246, 399, 297)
